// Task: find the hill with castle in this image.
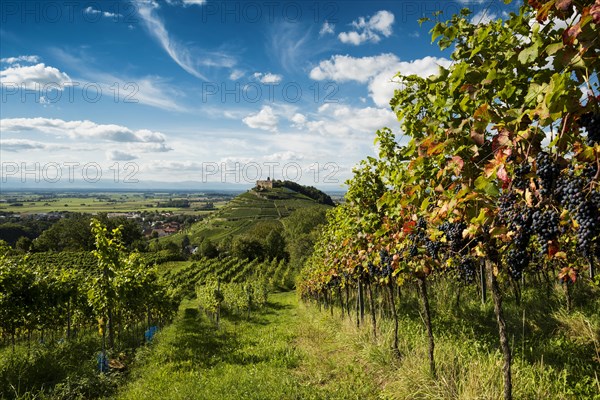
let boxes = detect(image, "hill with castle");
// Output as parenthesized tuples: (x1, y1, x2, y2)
(161, 180, 335, 248)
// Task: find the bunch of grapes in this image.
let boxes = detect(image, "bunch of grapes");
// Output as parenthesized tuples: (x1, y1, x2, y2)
(439, 221, 467, 253)
(512, 163, 531, 190)
(457, 256, 477, 284)
(580, 112, 600, 145)
(555, 170, 600, 256)
(506, 246, 529, 280)
(555, 172, 584, 212)
(531, 208, 560, 256)
(377, 250, 394, 278)
(425, 239, 441, 259)
(535, 151, 560, 195)
(574, 200, 599, 256)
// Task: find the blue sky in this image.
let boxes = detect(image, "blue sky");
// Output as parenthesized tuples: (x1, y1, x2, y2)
(0, 0, 517, 188)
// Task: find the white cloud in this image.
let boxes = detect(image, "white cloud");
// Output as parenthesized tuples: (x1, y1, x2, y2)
(0, 139, 65, 152)
(0, 55, 40, 64)
(242, 106, 279, 132)
(1, 117, 167, 143)
(0, 63, 72, 90)
(369, 56, 451, 107)
(291, 113, 307, 126)
(83, 6, 121, 18)
(310, 54, 451, 107)
(310, 53, 399, 83)
(136, 0, 236, 80)
(107, 150, 138, 161)
(229, 69, 245, 80)
(293, 104, 397, 137)
(166, 0, 206, 6)
(130, 142, 173, 152)
(181, 0, 206, 5)
(253, 72, 283, 84)
(320, 21, 335, 36)
(470, 10, 497, 25)
(338, 10, 394, 45)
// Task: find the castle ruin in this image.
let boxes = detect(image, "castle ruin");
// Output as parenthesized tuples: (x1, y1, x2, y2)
(256, 177, 273, 189)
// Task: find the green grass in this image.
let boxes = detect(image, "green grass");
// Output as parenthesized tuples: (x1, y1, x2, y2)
(116, 293, 382, 400)
(116, 281, 600, 400)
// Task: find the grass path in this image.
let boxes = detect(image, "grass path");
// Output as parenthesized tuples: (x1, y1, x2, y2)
(116, 292, 385, 400)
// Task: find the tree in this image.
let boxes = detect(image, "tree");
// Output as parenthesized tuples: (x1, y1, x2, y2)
(15, 236, 32, 252)
(264, 230, 287, 260)
(199, 239, 219, 258)
(231, 236, 264, 261)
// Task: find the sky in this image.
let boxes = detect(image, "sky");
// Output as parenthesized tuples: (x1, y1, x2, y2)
(0, 0, 519, 189)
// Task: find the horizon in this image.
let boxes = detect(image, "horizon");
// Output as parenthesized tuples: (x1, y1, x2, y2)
(0, 0, 515, 189)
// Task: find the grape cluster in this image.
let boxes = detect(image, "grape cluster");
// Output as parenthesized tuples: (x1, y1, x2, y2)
(580, 112, 600, 145)
(536, 152, 560, 195)
(555, 170, 600, 256)
(555, 172, 584, 211)
(506, 247, 529, 280)
(531, 208, 560, 256)
(458, 256, 477, 284)
(377, 250, 394, 278)
(574, 200, 599, 256)
(439, 221, 467, 253)
(512, 163, 531, 190)
(497, 192, 533, 279)
(425, 239, 441, 259)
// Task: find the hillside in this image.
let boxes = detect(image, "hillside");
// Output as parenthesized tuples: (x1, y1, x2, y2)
(164, 186, 332, 245)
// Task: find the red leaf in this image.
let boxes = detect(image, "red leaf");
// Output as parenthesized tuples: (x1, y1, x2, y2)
(562, 23, 582, 45)
(402, 221, 416, 234)
(555, 0, 572, 11)
(591, 1, 600, 24)
(492, 129, 511, 153)
(452, 155, 464, 171)
(548, 240, 559, 257)
(470, 129, 485, 146)
(497, 165, 510, 184)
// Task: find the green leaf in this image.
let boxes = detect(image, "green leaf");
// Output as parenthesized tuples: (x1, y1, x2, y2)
(518, 43, 539, 65)
(474, 176, 499, 197)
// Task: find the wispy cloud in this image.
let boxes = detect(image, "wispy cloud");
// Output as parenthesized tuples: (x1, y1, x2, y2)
(0, 139, 67, 152)
(135, 0, 236, 80)
(268, 22, 314, 73)
(165, 0, 206, 6)
(83, 6, 121, 18)
(51, 47, 187, 112)
(106, 150, 138, 161)
(1, 55, 40, 64)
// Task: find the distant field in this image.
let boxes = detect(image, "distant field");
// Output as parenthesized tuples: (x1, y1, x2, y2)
(0, 191, 233, 215)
